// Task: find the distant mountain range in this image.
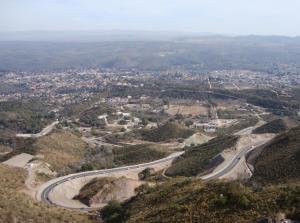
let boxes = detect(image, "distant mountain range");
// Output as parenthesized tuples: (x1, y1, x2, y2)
(0, 30, 215, 42)
(1, 31, 300, 72)
(0, 30, 300, 42)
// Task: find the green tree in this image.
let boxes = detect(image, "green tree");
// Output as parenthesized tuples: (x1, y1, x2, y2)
(141, 118, 149, 126)
(101, 200, 124, 223)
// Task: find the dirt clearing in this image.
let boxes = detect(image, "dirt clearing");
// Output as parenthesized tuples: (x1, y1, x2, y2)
(2, 153, 34, 168)
(164, 104, 209, 116)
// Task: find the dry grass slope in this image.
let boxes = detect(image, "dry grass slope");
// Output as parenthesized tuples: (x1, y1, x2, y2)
(166, 135, 238, 177)
(0, 164, 96, 223)
(252, 119, 288, 134)
(141, 122, 194, 142)
(120, 179, 300, 223)
(252, 125, 300, 184)
(113, 144, 168, 166)
(33, 130, 87, 173)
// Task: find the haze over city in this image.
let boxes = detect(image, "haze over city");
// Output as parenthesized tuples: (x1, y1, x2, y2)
(0, 1, 299, 223)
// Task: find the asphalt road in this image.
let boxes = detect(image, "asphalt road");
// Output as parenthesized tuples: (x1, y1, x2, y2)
(39, 140, 268, 210)
(200, 140, 266, 180)
(39, 152, 184, 210)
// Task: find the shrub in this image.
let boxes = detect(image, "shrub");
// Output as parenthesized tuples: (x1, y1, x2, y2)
(101, 200, 124, 223)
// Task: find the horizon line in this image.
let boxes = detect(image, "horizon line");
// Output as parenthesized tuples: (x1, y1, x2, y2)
(0, 29, 299, 38)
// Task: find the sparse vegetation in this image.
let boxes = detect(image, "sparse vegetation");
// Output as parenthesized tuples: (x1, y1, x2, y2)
(104, 122, 194, 144)
(140, 122, 194, 142)
(215, 89, 300, 115)
(251, 125, 300, 184)
(138, 168, 155, 180)
(253, 119, 288, 134)
(166, 135, 238, 177)
(113, 144, 168, 166)
(0, 144, 12, 155)
(1, 34, 300, 223)
(217, 116, 259, 135)
(74, 176, 141, 208)
(101, 200, 125, 223)
(0, 136, 36, 162)
(35, 172, 53, 183)
(74, 177, 116, 205)
(79, 105, 115, 127)
(0, 164, 96, 223)
(82, 144, 168, 171)
(0, 100, 54, 134)
(32, 130, 87, 174)
(111, 179, 300, 223)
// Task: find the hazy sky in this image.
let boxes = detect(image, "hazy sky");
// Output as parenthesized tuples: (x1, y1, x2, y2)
(1, 0, 300, 36)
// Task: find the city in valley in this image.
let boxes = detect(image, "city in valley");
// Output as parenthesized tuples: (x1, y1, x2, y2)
(1, 1, 300, 223)
(1, 64, 299, 222)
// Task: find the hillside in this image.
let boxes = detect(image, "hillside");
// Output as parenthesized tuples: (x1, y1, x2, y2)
(251, 125, 300, 183)
(74, 177, 141, 207)
(113, 144, 168, 166)
(82, 144, 168, 171)
(140, 122, 194, 142)
(101, 179, 300, 223)
(0, 164, 96, 223)
(252, 119, 288, 134)
(79, 105, 115, 127)
(0, 134, 36, 163)
(165, 135, 238, 177)
(103, 122, 194, 144)
(33, 130, 87, 174)
(0, 145, 12, 155)
(0, 100, 54, 134)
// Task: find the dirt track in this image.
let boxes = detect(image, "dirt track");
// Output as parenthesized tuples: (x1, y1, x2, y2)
(16, 121, 59, 138)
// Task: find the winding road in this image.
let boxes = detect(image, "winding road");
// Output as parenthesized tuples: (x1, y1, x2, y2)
(37, 152, 183, 210)
(200, 140, 267, 180)
(37, 135, 271, 211)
